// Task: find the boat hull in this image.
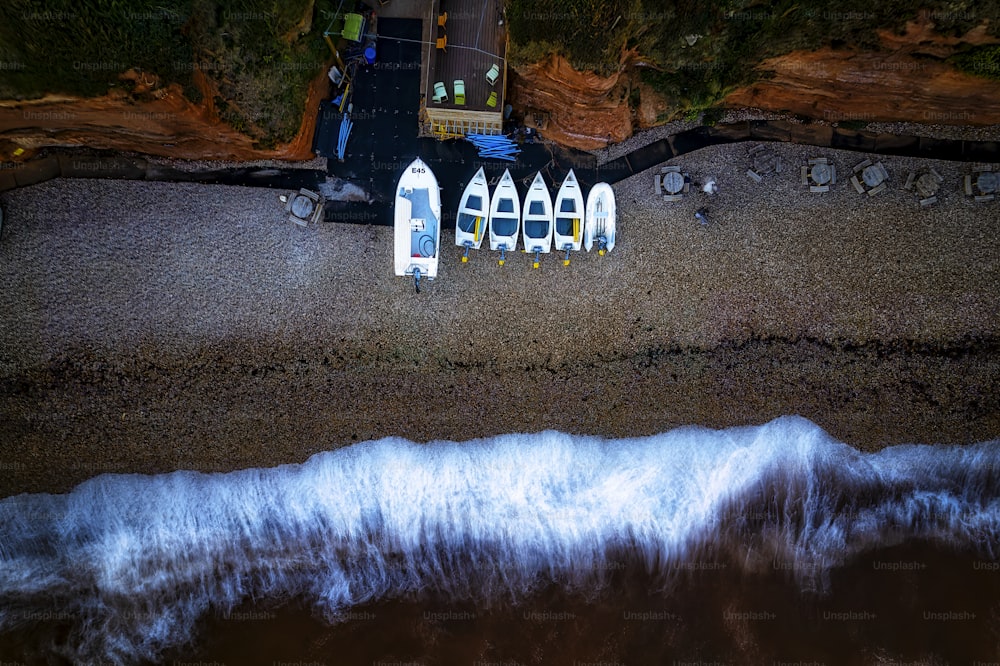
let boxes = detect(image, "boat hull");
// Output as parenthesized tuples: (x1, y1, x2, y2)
(553, 169, 585, 253)
(584, 183, 616, 254)
(488, 169, 521, 253)
(455, 167, 490, 252)
(394, 158, 442, 278)
(521, 172, 553, 255)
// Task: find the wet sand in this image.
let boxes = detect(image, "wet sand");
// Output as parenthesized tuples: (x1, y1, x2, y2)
(5, 541, 997, 665)
(168, 543, 1000, 666)
(1, 142, 998, 497)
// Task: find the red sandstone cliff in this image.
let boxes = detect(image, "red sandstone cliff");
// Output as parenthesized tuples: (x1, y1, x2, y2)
(1, 14, 997, 160)
(0, 66, 328, 162)
(509, 15, 1000, 151)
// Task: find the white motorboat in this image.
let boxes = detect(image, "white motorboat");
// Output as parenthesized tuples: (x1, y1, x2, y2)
(394, 157, 442, 291)
(455, 167, 490, 263)
(521, 171, 553, 269)
(552, 169, 584, 266)
(584, 182, 616, 256)
(488, 168, 520, 266)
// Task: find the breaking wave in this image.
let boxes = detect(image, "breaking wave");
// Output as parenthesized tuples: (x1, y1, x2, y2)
(0, 416, 998, 663)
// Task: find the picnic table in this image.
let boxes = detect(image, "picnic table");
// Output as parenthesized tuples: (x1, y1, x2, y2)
(811, 163, 833, 186)
(915, 173, 939, 197)
(862, 165, 885, 188)
(964, 165, 997, 202)
(663, 171, 685, 195)
(655, 165, 689, 202)
(904, 168, 943, 206)
(747, 144, 781, 183)
(850, 159, 888, 196)
(802, 157, 835, 193)
(978, 172, 998, 194)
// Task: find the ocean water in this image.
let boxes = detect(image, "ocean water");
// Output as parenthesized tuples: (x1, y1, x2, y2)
(1, 416, 998, 665)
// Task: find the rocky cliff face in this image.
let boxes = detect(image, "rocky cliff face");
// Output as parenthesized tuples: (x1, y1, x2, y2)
(725, 19, 1000, 126)
(510, 16, 1000, 151)
(1, 16, 997, 161)
(507, 54, 635, 149)
(0, 67, 327, 163)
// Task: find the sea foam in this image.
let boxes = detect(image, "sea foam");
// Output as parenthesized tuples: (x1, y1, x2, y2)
(0, 416, 997, 663)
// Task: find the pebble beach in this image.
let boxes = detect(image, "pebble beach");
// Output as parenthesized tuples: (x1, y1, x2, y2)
(1, 139, 998, 497)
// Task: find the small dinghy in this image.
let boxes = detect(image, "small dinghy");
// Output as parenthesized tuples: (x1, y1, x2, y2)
(553, 169, 584, 266)
(521, 171, 553, 269)
(394, 157, 441, 292)
(488, 169, 520, 266)
(584, 182, 616, 256)
(455, 167, 490, 263)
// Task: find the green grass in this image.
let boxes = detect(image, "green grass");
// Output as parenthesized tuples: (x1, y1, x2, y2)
(185, 0, 330, 147)
(0, 0, 332, 148)
(0, 0, 195, 99)
(951, 44, 1000, 81)
(506, 0, 634, 72)
(504, 0, 1000, 122)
